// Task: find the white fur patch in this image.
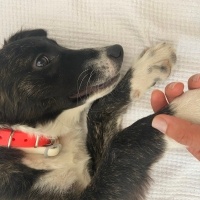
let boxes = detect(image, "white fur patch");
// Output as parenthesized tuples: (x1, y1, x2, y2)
(20, 104, 90, 192)
(170, 89, 200, 124)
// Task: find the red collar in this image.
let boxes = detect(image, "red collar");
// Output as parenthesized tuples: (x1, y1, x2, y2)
(0, 129, 52, 148)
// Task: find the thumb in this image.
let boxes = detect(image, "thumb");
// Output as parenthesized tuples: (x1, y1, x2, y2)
(152, 114, 200, 150)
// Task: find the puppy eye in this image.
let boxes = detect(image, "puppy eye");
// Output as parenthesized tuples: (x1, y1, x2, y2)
(36, 55, 50, 68)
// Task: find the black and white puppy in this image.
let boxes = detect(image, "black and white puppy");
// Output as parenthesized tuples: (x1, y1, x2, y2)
(0, 29, 195, 200)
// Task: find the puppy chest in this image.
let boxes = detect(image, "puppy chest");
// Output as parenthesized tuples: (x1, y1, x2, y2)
(22, 131, 91, 192)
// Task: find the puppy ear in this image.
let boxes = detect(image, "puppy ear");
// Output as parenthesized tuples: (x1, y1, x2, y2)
(4, 29, 47, 46)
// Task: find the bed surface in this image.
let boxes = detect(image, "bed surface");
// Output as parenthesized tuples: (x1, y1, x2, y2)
(0, 1, 200, 199)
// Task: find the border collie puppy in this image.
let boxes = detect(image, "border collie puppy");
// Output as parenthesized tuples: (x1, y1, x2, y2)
(1, 29, 194, 200)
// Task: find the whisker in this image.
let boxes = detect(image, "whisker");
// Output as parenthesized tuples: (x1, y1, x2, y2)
(85, 69, 95, 99)
(76, 69, 90, 89)
(76, 69, 90, 104)
(76, 73, 90, 105)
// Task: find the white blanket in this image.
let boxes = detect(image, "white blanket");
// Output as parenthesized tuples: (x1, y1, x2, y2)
(0, 0, 200, 199)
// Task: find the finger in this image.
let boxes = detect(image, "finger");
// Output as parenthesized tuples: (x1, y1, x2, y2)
(187, 147, 200, 161)
(151, 90, 168, 112)
(165, 82, 184, 103)
(152, 114, 200, 149)
(188, 74, 200, 90)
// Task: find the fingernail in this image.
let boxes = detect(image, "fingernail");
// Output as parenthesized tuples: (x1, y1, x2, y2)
(168, 82, 178, 89)
(152, 117, 167, 133)
(191, 74, 200, 82)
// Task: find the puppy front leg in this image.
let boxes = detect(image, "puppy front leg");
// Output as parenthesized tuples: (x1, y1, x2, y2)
(83, 113, 165, 200)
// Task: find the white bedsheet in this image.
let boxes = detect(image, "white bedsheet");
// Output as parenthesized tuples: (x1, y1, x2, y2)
(0, 0, 200, 199)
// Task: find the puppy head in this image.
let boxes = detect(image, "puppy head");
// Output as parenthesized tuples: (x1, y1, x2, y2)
(0, 29, 123, 126)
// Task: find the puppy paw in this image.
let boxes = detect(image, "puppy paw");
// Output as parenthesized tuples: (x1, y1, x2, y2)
(130, 43, 176, 99)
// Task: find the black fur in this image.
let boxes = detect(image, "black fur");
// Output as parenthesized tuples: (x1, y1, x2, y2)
(0, 29, 173, 200)
(0, 147, 45, 199)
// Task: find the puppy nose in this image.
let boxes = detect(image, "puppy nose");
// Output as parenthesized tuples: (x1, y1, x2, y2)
(107, 44, 123, 59)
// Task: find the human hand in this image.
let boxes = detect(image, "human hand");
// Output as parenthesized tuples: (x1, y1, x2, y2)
(151, 74, 200, 160)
